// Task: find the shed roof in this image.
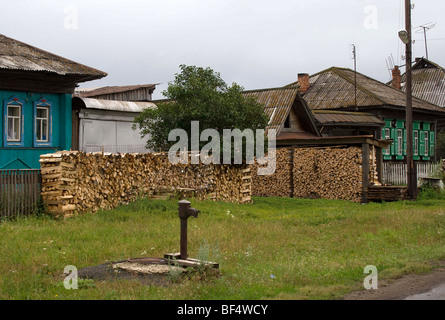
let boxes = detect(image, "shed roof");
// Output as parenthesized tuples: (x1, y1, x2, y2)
(0, 33, 107, 80)
(287, 67, 445, 114)
(313, 110, 385, 127)
(73, 97, 156, 113)
(77, 84, 157, 98)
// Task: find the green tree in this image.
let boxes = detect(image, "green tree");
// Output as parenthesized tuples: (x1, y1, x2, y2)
(134, 65, 269, 161)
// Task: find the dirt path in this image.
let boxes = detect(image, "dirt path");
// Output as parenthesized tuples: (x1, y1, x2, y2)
(344, 262, 445, 300)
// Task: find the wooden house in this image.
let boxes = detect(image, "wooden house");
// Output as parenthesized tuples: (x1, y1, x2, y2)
(0, 34, 107, 169)
(288, 67, 445, 162)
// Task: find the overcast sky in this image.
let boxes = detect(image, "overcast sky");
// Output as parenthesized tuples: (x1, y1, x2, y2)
(2, 0, 445, 99)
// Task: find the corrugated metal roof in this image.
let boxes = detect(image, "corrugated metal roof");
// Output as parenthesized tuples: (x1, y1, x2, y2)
(0, 33, 107, 79)
(399, 58, 445, 108)
(313, 110, 385, 126)
(74, 97, 156, 113)
(77, 84, 157, 97)
(242, 87, 299, 133)
(290, 67, 445, 114)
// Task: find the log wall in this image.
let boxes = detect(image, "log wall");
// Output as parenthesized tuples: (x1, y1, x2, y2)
(40, 151, 251, 217)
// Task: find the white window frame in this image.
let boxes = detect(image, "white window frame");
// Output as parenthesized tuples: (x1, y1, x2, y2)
(414, 130, 419, 156)
(6, 103, 22, 142)
(35, 106, 50, 142)
(397, 129, 403, 156)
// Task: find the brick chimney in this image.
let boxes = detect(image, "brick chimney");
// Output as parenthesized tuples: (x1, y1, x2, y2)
(391, 66, 402, 90)
(298, 73, 310, 94)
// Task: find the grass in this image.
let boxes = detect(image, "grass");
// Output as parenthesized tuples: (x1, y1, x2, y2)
(1, 191, 445, 300)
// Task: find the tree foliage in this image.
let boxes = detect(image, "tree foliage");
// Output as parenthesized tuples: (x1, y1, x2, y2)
(134, 65, 269, 155)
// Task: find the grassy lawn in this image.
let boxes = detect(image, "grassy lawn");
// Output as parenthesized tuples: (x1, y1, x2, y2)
(1, 191, 445, 300)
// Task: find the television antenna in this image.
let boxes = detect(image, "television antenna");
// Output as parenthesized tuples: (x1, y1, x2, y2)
(415, 22, 436, 59)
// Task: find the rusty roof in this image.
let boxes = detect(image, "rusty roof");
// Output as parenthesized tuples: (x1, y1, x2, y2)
(288, 67, 445, 114)
(389, 58, 445, 108)
(0, 33, 107, 80)
(313, 110, 385, 127)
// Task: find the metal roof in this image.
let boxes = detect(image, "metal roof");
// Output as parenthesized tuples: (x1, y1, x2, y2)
(77, 84, 157, 97)
(288, 67, 445, 114)
(313, 110, 385, 127)
(0, 33, 107, 79)
(73, 97, 156, 113)
(397, 58, 445, 108)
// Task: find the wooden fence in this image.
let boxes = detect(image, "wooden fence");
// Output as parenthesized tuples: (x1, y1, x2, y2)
(0, 169, 41, 219)
(383, 162, 441, 185)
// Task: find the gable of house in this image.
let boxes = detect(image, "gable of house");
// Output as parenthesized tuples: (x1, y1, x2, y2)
(242, 87, 320, 141)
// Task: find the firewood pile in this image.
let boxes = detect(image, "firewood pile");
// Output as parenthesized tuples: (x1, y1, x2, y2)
(292, 146, 363, 201)
(251, 148, 293, 197)
(40, 151, 251, 218)
(252, 146, 365, 202)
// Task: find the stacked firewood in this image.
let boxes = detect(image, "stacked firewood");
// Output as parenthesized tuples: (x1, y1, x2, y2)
(292, 146, 363, 202)
(40, 151, 251, 218)
(251, 149, 293, 197)
(251, 146, 364, 202)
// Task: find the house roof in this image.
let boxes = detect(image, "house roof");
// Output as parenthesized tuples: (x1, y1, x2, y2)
(0, 33, 107, 80)
(388, 58, 445, 108)
(72, 97, 156, 113)
(287, 67, 445, 114)
(242, 86, 320, 137)
(313, 110, 385, 127)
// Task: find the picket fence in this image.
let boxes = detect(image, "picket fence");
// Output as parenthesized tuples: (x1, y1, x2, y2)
(383, 162, 441, 185)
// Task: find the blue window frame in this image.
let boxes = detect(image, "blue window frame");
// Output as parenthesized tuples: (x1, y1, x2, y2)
(4, 97, 25, 147)
(33, 98, 53, 147)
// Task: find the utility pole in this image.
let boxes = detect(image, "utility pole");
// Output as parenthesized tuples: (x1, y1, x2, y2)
(405, 0, 417, 200)
(352, 44, 358, 111)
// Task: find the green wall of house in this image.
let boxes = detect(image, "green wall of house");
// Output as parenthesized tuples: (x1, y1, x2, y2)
(382, 119, 435, 161)
(0, 90, 71, 169)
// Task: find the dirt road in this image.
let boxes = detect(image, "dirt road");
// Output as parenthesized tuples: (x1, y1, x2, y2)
(344, 263, 445, 300)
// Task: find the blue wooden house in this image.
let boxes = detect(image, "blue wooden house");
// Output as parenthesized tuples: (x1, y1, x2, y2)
(0, 34, 107, 169)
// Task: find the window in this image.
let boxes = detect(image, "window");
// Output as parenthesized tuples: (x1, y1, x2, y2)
(34, 98, 52, 147)
(430, 132, 435, 157)
(384, 128, 391, 155)
(7, 104, 21, 141)
(284, 115, 290, 129)
(397, 129, 403, 155)
(414, 131, 419, 155)
(36, 106, 49, 142)
(4, 97, 24, 147)
(424, 131, 429, 156)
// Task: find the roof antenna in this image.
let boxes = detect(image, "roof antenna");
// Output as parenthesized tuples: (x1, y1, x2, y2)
(415, 22, 436, 60)
(352, 44, 358, 111)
